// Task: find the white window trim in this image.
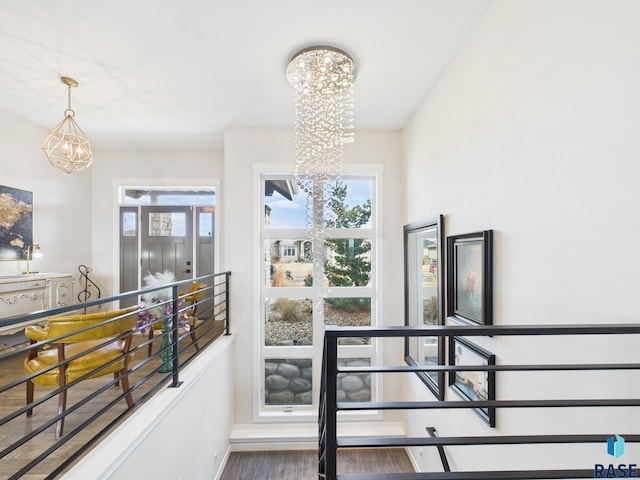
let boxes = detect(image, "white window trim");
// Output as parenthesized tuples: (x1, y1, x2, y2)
(252, 165, 384, 423)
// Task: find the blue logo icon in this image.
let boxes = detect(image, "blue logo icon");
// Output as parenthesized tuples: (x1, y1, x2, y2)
(608, 434, 625, 459)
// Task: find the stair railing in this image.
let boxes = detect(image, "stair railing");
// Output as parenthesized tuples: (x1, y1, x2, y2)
(319, 323, 640, 480)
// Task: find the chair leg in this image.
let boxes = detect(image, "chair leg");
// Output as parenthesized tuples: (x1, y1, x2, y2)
(148, 328, 154, 357)
(26, 339, 38, 417)
(56, 350, 68, 439)
(190, 330, 200, 351)
(119, 369, 135, 408)
(55, 385, 67, 439)
(26, 378, 35, 417)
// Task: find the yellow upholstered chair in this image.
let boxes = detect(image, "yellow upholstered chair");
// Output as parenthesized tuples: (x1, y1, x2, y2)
(24, 306, 139, 438)
(147, 281, 207, 357)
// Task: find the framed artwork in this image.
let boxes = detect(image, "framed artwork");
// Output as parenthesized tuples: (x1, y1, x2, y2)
(403, 215, 445, 399)
(446, 230, 493, 325)
(448, 336, 495, 427)
(0, 185, 33, 260)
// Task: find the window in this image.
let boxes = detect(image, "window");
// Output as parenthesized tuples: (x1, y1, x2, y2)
(148, 212, 186, 236)
(282, 245, 296, 257)
(122, 211, 137, 237)
(258, 170, 381, 419)
(199, 210, 213, 237)
(119, 188, 215, 206)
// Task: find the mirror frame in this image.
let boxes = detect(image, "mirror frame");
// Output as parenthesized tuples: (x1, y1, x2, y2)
(403, 215, 445, 399)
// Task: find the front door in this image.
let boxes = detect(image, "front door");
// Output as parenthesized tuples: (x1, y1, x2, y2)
(140, 206, 194, 284)
(119, 201, 215, 308)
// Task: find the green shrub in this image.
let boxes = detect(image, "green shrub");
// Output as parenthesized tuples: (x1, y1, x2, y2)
(325, 297, 370, 312)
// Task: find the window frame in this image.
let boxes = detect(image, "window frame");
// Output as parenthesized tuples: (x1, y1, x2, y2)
(253, 164, 384, 422)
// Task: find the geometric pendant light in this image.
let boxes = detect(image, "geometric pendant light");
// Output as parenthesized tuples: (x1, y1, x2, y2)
(42, 76, 93, 174)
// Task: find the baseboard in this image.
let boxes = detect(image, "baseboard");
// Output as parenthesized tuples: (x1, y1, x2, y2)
(406, 446, 421, 472)
(229, 420, 406, 451)
(214, 445, 233, 480)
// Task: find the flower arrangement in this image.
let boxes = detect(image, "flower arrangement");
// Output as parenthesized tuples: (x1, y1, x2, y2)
(136, 270, 187, 333)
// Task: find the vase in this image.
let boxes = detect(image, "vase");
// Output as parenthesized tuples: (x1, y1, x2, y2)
(158, 323, 173, 373)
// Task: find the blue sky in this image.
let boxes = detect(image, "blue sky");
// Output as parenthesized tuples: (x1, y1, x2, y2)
(265, 179, 372, 229)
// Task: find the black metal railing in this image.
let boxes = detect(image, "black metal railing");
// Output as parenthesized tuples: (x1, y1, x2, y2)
(319, 324, 640, 480)
(0, 271, 231, 479)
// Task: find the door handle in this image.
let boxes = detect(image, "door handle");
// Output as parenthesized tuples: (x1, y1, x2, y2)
(181, 269, 192, 273)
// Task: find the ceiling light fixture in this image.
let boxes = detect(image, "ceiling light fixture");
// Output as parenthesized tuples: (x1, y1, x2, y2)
(286, 46, 355, 182)
(286, 46, 356, 312)
(42, 76, 93, 174)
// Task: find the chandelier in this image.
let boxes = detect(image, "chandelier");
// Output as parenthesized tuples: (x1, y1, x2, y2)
(42, 76, 93, 174)
(286, 46, 355, 182)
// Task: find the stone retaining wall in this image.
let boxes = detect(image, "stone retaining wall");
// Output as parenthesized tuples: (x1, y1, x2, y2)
(264, 357, 371, 405)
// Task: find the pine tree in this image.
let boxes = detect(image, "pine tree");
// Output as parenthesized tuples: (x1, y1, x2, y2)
(324, 182, 371, 287)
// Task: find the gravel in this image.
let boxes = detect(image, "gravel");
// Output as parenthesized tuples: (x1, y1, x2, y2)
(265, 299, 371, 346)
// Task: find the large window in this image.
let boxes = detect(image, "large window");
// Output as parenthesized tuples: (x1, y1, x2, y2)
(258, 171, 380, 418)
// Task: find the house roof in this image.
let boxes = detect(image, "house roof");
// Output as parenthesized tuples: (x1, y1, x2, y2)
(264, 180, 298, 201)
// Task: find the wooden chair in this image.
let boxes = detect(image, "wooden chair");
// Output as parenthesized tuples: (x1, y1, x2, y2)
(23, 306, 139, 438)
(146, 282, 207, 357)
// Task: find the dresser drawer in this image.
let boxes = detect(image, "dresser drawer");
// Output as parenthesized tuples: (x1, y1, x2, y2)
(0, 273, 75, 334)
(0, 279, 46, 292)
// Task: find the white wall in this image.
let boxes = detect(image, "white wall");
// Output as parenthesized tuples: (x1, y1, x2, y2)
(224, 128, 406, 440)
(402, 0, 640, 472)
(63, 335, 235, 480)
(90, 148, 223, 296)
(0, 109, 91, 277)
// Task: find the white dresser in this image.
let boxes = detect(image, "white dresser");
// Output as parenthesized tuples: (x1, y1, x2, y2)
(0, 273, 75, 335)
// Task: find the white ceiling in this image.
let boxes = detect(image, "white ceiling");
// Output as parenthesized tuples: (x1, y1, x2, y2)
(0, 0, 491, 150)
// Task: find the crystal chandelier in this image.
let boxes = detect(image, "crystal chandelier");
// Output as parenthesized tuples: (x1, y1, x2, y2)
(286, 46, 356, 313)
(42, 76, 93, 174)
(286, 46, 355, 182)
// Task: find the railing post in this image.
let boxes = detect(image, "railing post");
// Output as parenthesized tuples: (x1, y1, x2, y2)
(224, 272, 231, 335)
(319, 338, 327, 478)
(169, 284, 182, 387)
(325, 332, 338, 480)
(426, 426, 451, 472)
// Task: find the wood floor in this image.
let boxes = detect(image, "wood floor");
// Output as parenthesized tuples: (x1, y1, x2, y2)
(0, 321, 226, 479)
(220, 448, 415, 480)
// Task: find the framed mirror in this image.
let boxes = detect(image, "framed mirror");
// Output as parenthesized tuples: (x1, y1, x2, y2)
(403, 215, 445, 399)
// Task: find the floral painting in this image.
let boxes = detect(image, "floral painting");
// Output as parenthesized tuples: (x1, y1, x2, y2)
(0, 186, 33, 260)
